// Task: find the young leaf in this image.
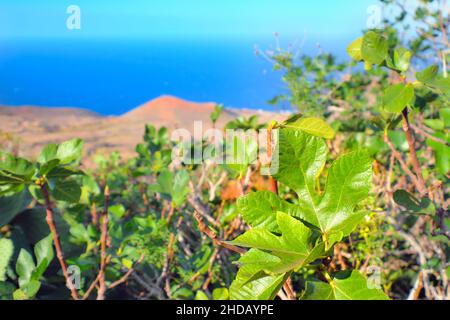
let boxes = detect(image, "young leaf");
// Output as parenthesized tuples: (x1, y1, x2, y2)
(383, 83, 415, 113)
(386, 48, 412, 72)
(15, 249, 35, 286)
(393, 48, 412, 72)
(302, 271, 389, 300)
(34, 234, 54, 270)
(210, 104, 224, 124)
(347, 37, 363, 61)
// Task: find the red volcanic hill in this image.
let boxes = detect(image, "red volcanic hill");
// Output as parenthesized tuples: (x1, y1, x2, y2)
(123, 95, 217, 123)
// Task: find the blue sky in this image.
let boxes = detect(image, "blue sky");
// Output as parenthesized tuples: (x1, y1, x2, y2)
(0, 0, 377, 40)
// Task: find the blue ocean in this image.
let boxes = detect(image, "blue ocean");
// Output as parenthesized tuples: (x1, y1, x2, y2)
(0, 37, 352, 115)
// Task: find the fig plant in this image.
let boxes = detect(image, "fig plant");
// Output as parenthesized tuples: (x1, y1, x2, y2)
(224, 121, 389, 300)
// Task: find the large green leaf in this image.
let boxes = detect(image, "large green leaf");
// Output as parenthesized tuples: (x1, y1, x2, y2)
(229, 263, 288, 300)
(383, 83, 415, 113)
(50, 179, 82, 203)
(316, 151, 373, 237)
(0, 187, 32, 227)
(273, 129, 327, 221)
(237, 191, 302, 233)
(0, 238, 14, 281)
(0, 152, 35, 185)
(302, 271, 389, 300)
(231, 212, 325, 274)
(270, 129, 372, 244)
(361, 31, 388, 67)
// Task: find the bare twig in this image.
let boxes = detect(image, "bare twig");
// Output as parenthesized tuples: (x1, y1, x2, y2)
(187, 186, 220, 227)
(108, 254, 145, 290)
(411, 124, 450, 147)
(194, 211, 245, 255)
(408, 271, 424, 300)
(166, 201, 175, 223)
(384, 133, 422, 191)
(283, 278, 296, 300)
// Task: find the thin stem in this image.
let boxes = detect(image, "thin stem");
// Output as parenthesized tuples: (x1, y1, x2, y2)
(411, 124, 450, 147)
(96, 186, 110, 300)
(40, 184, 80, 300)
(108, 254, 145, 289)
(194, 211, 245, 255)
(283, 277, 296, 300)
(384, 132, 422, 190)
(401, 109, 427, 196)
(166, 201, 175, 223)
